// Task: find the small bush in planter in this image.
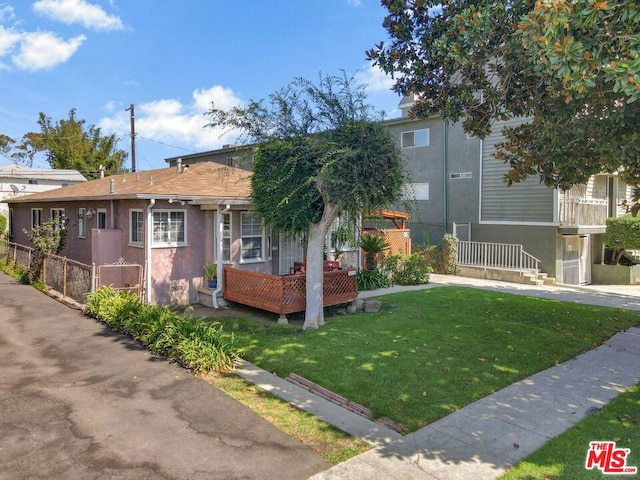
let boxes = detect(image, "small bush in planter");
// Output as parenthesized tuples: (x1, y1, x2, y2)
(204, 263, 218, 288)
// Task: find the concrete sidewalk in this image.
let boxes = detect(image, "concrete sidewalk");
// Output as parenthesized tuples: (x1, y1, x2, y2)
(235, 276, 640, 479)
(304, 277, 640, 479)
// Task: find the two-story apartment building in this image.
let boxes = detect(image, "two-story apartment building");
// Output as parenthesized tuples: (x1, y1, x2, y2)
(387, 97, 632, 285)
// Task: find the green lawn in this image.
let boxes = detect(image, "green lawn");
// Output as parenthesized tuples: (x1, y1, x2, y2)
(501, 383, 640, 480)
(215, 286, 639, 433)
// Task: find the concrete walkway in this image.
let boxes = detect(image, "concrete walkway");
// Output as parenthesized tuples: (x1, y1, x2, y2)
(236, 276, 640, 479)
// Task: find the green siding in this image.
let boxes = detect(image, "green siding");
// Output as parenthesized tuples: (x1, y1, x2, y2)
(481, 119, 554, 223)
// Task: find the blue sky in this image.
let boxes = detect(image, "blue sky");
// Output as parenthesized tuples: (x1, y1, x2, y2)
(0, 0, 402, 172)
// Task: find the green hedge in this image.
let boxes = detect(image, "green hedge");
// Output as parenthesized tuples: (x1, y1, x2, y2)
(380, 252, 433, 285)
(604, 216, 640, 264)
(415, 234, 459, 274)
(85, 287, 237, 373)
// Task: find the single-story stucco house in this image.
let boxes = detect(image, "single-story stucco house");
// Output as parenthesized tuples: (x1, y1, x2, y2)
(3, 161, 286, 305)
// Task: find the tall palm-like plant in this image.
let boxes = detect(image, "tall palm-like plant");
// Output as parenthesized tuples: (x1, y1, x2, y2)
(358, 233, 389, 271)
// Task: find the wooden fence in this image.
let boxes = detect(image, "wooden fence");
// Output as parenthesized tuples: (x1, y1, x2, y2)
(223, 267, 357, 316)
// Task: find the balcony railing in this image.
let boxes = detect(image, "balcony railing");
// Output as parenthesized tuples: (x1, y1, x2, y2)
(559, 199, 608, 226)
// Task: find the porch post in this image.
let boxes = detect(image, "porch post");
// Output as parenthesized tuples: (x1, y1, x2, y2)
(145, 199, 155, 304)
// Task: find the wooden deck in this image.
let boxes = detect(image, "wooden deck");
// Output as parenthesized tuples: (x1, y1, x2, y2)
(223, 267, 357, 316)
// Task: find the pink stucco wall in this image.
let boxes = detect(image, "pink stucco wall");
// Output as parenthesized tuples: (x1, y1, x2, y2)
(7, 199, 274, 305)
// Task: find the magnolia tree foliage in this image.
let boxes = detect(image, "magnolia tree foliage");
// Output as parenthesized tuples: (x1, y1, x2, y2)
(1, 109, 127, 177)
(207, 73, 407, 329)
(368, 0, 640, 190)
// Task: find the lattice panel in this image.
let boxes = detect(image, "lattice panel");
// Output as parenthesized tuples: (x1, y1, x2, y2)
(382, 230, 411, 255)
(224, 267, 357, 315)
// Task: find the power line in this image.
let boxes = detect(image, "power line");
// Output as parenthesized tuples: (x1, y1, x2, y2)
(135, 135, 198, 153)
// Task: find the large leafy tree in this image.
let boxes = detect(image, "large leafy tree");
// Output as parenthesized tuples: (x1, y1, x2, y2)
(368, 0, 640, 190)
(207, 73, 407, 329)
(1, 109, 126, 178)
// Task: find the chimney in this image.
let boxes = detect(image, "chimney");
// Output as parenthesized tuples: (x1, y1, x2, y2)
(176, 158, 183, 173)
(109, 179, 115, 194)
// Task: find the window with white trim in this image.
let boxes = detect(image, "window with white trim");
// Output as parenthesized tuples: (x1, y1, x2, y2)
(240, 212, 264, 262)
(403, 183, 430, 200)
(153, 210, 186, 246)
(97, 209, 107, 229)
(222, 212, 231, 262)
(78, 208, 86, 238)
(401, 128, 429, 148)
(51, 208, 65, 229)
(129, 210, 144, 246)
(31, 208, 43, 228)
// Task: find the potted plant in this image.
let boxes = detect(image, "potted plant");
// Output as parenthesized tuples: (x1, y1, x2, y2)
(204, 262, 217, 289)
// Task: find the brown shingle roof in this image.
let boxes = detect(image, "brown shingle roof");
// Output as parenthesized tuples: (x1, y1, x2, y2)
(5, 162, 252, 204)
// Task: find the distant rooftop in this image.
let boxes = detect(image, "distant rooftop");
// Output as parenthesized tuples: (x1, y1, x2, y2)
(0, 164, 87, 182)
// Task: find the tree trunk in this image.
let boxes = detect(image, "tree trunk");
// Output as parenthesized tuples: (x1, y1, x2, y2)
(303, 203, 339, 330)
(365, 253, 376, 271)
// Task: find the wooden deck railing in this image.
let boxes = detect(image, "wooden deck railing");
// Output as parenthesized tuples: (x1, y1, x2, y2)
(223, 267, 357, 315)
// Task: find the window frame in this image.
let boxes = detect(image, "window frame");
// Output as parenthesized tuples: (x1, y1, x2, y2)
(50, 208, 65, 229)
(221, 212, 232, 263)
(152, 209, 187, 247)
(401, 128, 430, 148)
(129, 209, 144, 246)
(240, 211, 265, 263)
(403, 182, 430, 201)
(31, 208, 43, 228)
(97, 208, 107, 229)
(78, 208, 87, 238)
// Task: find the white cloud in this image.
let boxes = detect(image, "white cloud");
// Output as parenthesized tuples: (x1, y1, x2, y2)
(356, 64, 395, 93)
(12, 31, 85, 70)
(98, 85, 245, 154)
(33, 0, 125, 31)
(0, 4, 16, 22)
(0, 25, 21, 57)
(347, 0, 363, 6)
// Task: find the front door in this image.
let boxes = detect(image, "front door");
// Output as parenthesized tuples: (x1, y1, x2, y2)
(562, 235, 590, 285)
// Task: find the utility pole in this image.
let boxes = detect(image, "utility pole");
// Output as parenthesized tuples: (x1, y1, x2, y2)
(125, 104, 136, 172)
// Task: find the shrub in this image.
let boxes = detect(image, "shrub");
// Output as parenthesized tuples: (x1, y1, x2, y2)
(85, 286, 237, 373)
(356, 269, 390, 291)
(416, 234, 459, 274)
(85, 286, 141, 330)
(0, 214, 6, 235)
(381, 252, 433, 285)
(603, 216, 640, 264)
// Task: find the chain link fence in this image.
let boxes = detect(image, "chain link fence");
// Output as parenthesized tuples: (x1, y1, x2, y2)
(0, 240, 142, 305)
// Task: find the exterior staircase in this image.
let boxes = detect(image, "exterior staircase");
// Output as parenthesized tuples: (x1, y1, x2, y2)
(458, 265, 555, 286)
(457, 240, 554, 286)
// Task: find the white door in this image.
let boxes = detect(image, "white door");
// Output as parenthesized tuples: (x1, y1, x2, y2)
(562, 235, 590, 285)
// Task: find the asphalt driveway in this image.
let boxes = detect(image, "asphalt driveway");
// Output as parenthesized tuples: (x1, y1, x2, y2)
(0, 272, 329, 480)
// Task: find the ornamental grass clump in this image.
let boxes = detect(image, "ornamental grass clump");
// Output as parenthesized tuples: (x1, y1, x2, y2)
(85, 286, 237, 373)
